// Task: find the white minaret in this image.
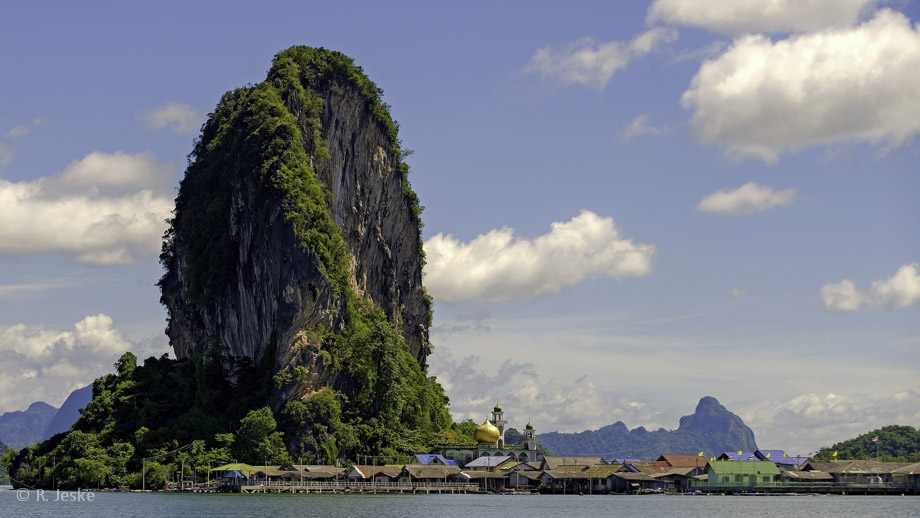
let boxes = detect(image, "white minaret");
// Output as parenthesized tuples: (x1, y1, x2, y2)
(490, 404, 507, 447)
(522, 421, 537, 462)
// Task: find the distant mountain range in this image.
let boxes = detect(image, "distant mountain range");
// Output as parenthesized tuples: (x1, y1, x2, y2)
(42, 384, 93, 441)
(0, 402, 57, 450)
(538, 396, 758, 460)
(0, 385, 92, 450)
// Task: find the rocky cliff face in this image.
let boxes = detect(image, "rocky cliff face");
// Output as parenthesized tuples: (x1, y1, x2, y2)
(158, 47, 430, 404)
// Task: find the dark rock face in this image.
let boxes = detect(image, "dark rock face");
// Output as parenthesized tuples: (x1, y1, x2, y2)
(678, 396, 753, 437)
(315, 82, 429, 361)
(537, 397, 758, 459)
(158, 49, 430, 404)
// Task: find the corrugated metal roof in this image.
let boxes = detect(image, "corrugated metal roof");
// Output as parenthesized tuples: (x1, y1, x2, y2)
(404, 465, 461, 478)
(210, 463, 259, 473)
(463, 471, 508, 479)
(543, 469, 590, 479)
(583, 464, 623, 478)
(658, 454, 708, 468)
(827, 461, 912, 474)
(892, 462, 920, 475)
(718, 452, 758, 461)
(413, 454, 457, 466)
(755, 450, 786, 460)
(350, 465, 403, 478)
(465, 455, 513, 468)
(542, 456, 600, 470)
(612, 472, 658, 482)
(660, 466, 697, 477)
(782, 471, 833, 480)
(625, 461, 672, 474)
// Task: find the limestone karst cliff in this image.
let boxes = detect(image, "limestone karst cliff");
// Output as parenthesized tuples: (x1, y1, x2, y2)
(158, 47, 436, 409)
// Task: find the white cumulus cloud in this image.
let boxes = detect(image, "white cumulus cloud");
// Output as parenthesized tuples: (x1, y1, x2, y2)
(424, 210, 656, 303)
(6, 117, 45, 139)
(736, 391, 920, 455)
(0, 142, 13, 168)
(0, 315, 134, 413)
(525, 27, 678, 89)
(820, 263, 920, 311)
(681, 9, 920, 162)
(429, 347, 665, 433)
(139, 102, 202, 135)
(697, 182, 796, 215)
(0, 151, 174, 265)
(647, 0, 879, 35)
(620, 114, 673, 142)
(54, 150, 173, 192)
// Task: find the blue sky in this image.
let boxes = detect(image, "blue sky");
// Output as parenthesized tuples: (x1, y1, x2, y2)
(1, 1, 918, 455)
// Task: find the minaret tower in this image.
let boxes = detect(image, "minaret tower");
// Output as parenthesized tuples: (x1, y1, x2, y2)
(522, 421, 538, 462)
(490, 403, 507, 447)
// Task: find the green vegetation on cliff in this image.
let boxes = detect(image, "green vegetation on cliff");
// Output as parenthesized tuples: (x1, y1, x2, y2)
(160, 46, 422, 307)
(3, 47, 449, 489)
(815, 425, 920, 462)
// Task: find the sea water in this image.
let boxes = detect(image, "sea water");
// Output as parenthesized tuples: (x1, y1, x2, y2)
(2, 489, 917, 517)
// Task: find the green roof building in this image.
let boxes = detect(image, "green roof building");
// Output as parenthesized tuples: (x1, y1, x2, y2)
(706, 460, 781, 487)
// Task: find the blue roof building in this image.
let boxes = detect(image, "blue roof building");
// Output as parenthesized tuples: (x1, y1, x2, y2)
(413, 454, 458, 466)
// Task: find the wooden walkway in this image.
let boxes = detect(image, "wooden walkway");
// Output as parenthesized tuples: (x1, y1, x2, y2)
(240, 481, 482, 494)
(691, 482, 917, 495)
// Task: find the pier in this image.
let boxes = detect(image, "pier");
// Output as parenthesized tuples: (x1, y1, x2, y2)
(238, 481, 482, 494)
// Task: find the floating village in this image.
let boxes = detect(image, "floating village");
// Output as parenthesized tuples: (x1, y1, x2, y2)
(202, 405, 920, 495)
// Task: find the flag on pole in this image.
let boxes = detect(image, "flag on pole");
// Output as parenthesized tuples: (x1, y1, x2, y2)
(872, 436, 879, 442)
(832, 451, 837, 456)
(698, 452, 704, 457)
(766, 453, 771, 458)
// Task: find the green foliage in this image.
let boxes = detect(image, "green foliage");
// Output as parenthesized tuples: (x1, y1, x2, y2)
(0, 443, 13, 484)
(14, 47, 446, 489)
(5, 345, 276, 489)
(273, 365, 309, 389)
(159, 46, 426, 308)
(815, 425, 920, 462)
(232, 407, 290, 465)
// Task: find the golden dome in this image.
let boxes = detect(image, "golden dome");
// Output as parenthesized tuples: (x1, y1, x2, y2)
(474, 419, 500, 444)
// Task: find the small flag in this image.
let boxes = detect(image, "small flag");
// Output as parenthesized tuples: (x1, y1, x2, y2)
(699, 452, 704, 457)
(832, 451, 837, 457)
(766, 453, 771, 458)
(872, 436, 879, 442)
(738, 451, 742, 455)
(783, 453, 787, 457)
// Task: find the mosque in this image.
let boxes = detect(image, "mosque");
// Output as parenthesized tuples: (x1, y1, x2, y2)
(441, 404, 541, 466)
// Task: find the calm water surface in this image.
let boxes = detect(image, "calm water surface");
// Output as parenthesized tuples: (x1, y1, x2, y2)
(2, 488, 917, 517)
